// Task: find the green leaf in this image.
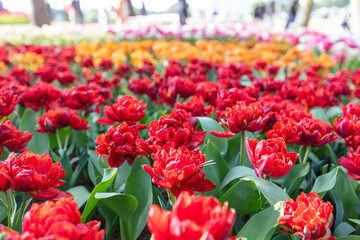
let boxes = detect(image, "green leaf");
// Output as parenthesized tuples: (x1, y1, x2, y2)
(334, 222, 355, 237)
(67, 186, 90, 208)
(123, 157, 153, 240)
(310, 107, 330, 123)
(95, 193, 138, 221)
(275, 67, 286, 81)
(337, 236, 360, 240)
(245, 176, 290, 205)
(81, 168, 118, 223)
(327, 106, 343, 120)
(311, 167, 339, 198)
(252, 69, 262, 78)
(219, 179, 261, 215)
(238, 202, 283, 240)
(220, 166, 256, 189)
(349, 219, 360, 225)
(333, 169, 360, 219)
(201, 140, 230, 197)
(198, 117, 228, 156)
(241, 75, 253, 86)
(19, 108, 49, 154)
(207, 68, 217, 82)
(281, 163, 309, 195)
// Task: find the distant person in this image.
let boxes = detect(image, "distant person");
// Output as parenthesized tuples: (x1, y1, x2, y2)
(0, 0, 5, 11)
(72, 0, 84, 24)
(141, 2, 146, 16)
(266, 1, 276, 29)
(212, 10, 218, 19)
(341, 13, 350, 31)
(178, 0, 188, 25)
(285, 0, 299, 29)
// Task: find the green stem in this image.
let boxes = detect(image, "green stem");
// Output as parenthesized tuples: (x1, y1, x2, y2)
(64, 129, 72, 152)
(239, 130, 246, 166)
(167, 189, 176, 205)
(302, 145, 311, 164)
(120, 219, 127, 240)
(15, 192, 28, 231)
(55, 129, 63, 153)
(5, 191, 12, 229)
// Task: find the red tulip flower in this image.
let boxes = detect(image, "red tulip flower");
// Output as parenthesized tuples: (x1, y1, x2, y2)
(0, 89, 19, 118)
(211, 101, 272, 138)
(175, 95, 214, 117)
(278, 192, 334, 240)
(246, 137, 298, 178)
(137, 112, 206, 153)
(37, 108, 89, 133)
(0, 161, 10, 191)
(333, 117, 360, 138)
(267, 119, 301, 144)
(143, 146, 215, 197)
(0, 120, 32, 155)
(5, 151, 66, 200)
(147, 191, 236, 240)
(339, 146, 360, 180)
(20, 82, 62, 111)
(0, 197, 104, 240)
(95, 122, 147, 168)
(62, 84, 107, 113)
(298, 118, 338, 147)
(96, 95, 147, 125)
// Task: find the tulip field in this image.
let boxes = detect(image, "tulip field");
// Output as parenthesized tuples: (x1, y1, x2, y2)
(0, 28, 360, 240)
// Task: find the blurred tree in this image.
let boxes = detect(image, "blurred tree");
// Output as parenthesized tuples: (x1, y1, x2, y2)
(285, 0, 299, 29)
(31, 0, 51, 27)
(301, 0, 314, 26)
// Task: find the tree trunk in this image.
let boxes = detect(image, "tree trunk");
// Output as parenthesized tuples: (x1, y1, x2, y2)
(31, 0, 51, 27)
(127, 0, 135, 16)
(301, 0, 314, 27)
(351, 0, 360, 34)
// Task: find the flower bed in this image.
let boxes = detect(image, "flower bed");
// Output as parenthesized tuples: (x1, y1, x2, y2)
(0, 37, 359, 239)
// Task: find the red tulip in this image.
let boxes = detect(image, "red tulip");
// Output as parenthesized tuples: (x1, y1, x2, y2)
(0, 197, 104, 240)
(211, 101, 272, 138)
(143, 146, 215, 197)
(195, 81, 221, 105)
(168, 76, 195, 99)
(267, 119, 301, 144)
(246, 137, 298, 178)
(37, 108, 89, 133)
(0, 120, 32, 155)
(0, 161, 10, 191)
(96, 95, 147, 125)
(278, 192, 334, 240)
(344, 134, 360, 150)
(176, 95, 214, 117)
(62, 84, 107, 113)
(5, 151, 65, 200)
(298, 117, 338, 147)
(95, 122, 147, 168)
(137, 111, 206, 153)
(147, 191, 236, 240)
(339, 146, 360, 180)
(0, 89, 19, 118)
(333, 116, 360, 138)
(20, 82, 62, 111)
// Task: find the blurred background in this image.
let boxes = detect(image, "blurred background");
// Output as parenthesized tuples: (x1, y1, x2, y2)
(0, 0, 359, 35)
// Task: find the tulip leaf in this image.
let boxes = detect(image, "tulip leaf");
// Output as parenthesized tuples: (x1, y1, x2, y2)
(334, 222, 356, 237)
(220, 166, 256, 189)
(237, 202, 283, 240)
(311, 167, 339, 198)
(275, 67, 286, 81)
(336, 236, 360, 240)
(310, 107, 330, 123)
(333, 169, 360, 219)
(123, 157, 153, 240)
(198, 117, 228, 156)
(95, 193, 138, 221)
(281, 163, 309, 195)
(327, 106, 343, 120)
(201, 140, 230, 197)
(241, 75, 253, 86)
(349, 219, 360, 226)
(67, 186, 90, 208)
(244, 176, 289, 206)
(19, 108, 50, 154)
(207, 68, 217, 82)
(219, 179, 262, 215)
(81, 168, 118, 223)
